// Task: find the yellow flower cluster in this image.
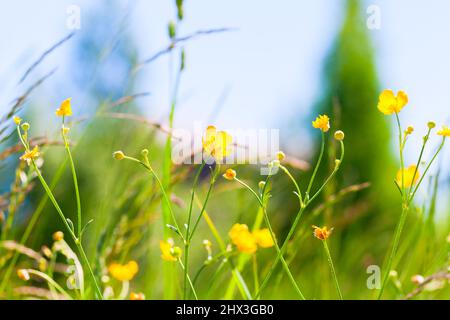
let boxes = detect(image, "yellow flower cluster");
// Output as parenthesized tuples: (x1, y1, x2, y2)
(228, 223, 275, 254)
(108, 260, 139, 281)
(437, 126, 450, 137)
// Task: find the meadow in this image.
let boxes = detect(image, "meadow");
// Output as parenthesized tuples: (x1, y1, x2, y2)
(0, 0, 449, 300)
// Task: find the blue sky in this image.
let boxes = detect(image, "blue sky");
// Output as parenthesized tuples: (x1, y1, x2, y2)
(1, 0, 450, 172)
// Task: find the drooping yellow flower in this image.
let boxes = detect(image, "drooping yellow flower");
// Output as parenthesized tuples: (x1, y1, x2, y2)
(229, 224, 257, 254)
(55, 98, 73, 117)
(202, 125, 233, 159)
(108, 260, 139, 281)
(160, 240, 181, 262)
(130, 292, 145, 300)
(437, 126, 450, 137)
(377, 89, 408, 115)
(396, 165, 420, 188)
(253, 228, 275, 248)
(312, 225, 333, 240)
(223, 168, 236, 180)
(312, 115, 330, 132)
(20, 146, 40, 165)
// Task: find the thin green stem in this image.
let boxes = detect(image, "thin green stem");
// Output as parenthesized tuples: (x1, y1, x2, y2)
(280, 165, 303, 206)
(62, 131, 82, 237)
(26, 269, 73, 299)
(306, 131, 325, 199)
(378, 205, 409, 299)
(178, 259, 198, 300)
(395, 113, 405, 200)
(252, 254, 260, 294)
(234, 177, 305, 299)
(407, 128, 431, 201)
(409, 138, 446, 202)
(323, 240, 343, 300)
(183, 162, 207, 300)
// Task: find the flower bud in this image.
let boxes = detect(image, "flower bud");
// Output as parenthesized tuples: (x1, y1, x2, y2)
(223, 168, 236, 181)
(405, 126, 414, 135)
(276, 151, 285, 161)
(141, 149, 149, 157)
(53, 231, 64, 241)
(258, 181, 266, 190)
(171, 246, 182, 258)
(168, 21, 176, 39)
(334, 130, 345, 141)
(427, 121, 436, 129)
(113, 151, 125, 161)
(411, 274, 425, 285)
(130, 292, 145, 300)
(17, 269, 30, 281)
(21, 122, 30, 131)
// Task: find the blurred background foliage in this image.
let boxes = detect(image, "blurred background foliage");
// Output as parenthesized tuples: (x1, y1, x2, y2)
(0, 0, 448, 299)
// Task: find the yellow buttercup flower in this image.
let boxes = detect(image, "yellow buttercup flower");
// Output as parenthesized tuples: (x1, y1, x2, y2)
(437, 126, 450, 137)
(396, 165, 420, 188)
(202, 125, 233, 159)
(229, 224, 257, 254)
(377, 89, 408, 115)
(55, 98, 73, 117)
(253, 228, 275, 248)
(160, 240, 181, 262)
(130, 292, 145, 300)
(312, 225, 333, 240)
(223, 168, 236, 180)
(108, 261, 139, 281)
(312, 115, 330, 132)
(20, 146, 40, 165)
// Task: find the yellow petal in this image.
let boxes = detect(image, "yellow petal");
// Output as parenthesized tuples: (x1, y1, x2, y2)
(396, 90, 408, 110)
(377, 89, 397, 115)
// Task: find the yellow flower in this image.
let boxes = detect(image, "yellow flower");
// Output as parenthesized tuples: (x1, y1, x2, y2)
(312, 225, 333, 240)
(13, 116, 22, 125)
(202, 125, 233, 159)
(17, 269, 30, 281)
(437, 126, 450, 137)
(108, 261, 139, 281)
(377, 89, 408, 115)
(20, 146, 40, 165)
(312, 115, 330, 132)
(55, 98, 73, 117)
(53, 231, 64, 241)
(253, 228, 275, 248)
(229, 224, 257, 254)
(130, 292, 145, 300)
(396, 165, 420, 188)
(160, 240, 180, 262)
(223, 168, 236, 180)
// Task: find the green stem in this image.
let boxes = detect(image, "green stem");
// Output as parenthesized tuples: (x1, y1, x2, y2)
(306, 131, 325, 199)
(235, 177, 305, 299)
(407, 128, 431, 201)
(178, 259, 198, 300)
(395, 113, 405, 200)
(378, 205, 409, 299)
(183, 163, 206, 299)
(323, 240, 343, 300)
(409, 138, 446, 202)
(26, 269, 73, 299)
(62, 132, 82, 238)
